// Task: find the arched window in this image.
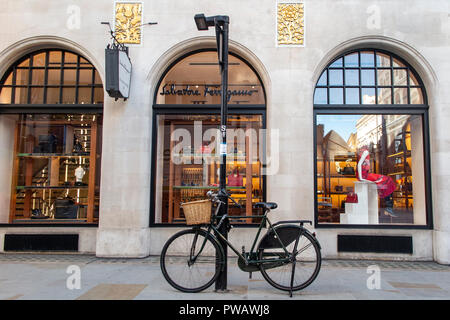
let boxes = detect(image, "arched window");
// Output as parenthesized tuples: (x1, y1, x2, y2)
(0, 49, 103, 106)
(151, 50, 266, 225)
(314, 49, 431, 228)
(314, 50, 425, 105)
(0, 49, 104, 225)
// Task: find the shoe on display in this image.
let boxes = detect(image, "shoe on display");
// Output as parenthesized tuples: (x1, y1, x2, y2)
(384, 207, 398, 217)
(31, 209, 50, 219)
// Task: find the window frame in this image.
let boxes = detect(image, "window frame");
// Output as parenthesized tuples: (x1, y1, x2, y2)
(150, 49, 267, 227)
(313, 49, 433, 230)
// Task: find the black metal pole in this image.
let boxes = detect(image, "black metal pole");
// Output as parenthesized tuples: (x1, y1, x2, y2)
(215, 16, 229, 292)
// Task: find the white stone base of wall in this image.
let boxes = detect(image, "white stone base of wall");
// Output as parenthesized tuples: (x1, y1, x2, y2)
(95, 227, 151, 258)
(433, 230, 450, 265)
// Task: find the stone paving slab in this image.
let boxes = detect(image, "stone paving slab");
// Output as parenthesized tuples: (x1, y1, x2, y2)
(0, 253, 448, 300)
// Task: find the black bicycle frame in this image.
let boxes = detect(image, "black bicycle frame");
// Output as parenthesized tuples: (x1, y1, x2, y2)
(191, 201, 305, 267)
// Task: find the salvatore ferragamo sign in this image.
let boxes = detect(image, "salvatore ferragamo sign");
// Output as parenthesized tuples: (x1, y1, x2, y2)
(159, 84, 258, 102)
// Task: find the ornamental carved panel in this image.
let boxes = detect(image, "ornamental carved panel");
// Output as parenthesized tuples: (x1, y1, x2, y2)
(115, 2, 143, 44)
(277, 2, 304, 46)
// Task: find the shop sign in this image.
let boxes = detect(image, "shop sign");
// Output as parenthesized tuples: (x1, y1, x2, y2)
(159, 84, 258, 102)
(105, 48, 132, 100)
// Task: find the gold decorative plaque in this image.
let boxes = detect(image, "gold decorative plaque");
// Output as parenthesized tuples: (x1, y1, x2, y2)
(277, 2, 304, 46)
(115, 2, 143, 44)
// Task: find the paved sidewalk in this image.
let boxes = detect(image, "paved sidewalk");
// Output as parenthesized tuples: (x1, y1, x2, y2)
(0, 253, 449, 300)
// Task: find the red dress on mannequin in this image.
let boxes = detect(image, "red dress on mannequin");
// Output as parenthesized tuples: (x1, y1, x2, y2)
(356, 147, 396, 198)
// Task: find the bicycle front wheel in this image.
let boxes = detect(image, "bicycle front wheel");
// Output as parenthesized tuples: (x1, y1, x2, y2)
(160, 228, 224, 293)
(258, 229, 321, 292)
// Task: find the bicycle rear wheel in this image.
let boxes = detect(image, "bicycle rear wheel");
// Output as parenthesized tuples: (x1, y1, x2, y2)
(160, 228, 224, 293)
(258, 228, 321, 292)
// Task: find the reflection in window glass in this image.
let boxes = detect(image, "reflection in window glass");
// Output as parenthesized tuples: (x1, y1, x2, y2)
(330, 58, 343, 68)
(361, 69, 375, 86)
(360, 51, 374, 67)
(30, 88, 44, 104)
(314, 88, 327, 104)
(410, 88, 424, 104)
(317, 72, 327, 86)
(393, 58, 406, 68)
(329, 69, 343, 86)
(154, 114, 264, 224)
(345, 88, 359, 104)
(393, 69, 407, 86)
(49, 51, 62, 64)
(344, 53, 358, 68)
(409, 72, 420, 86)
(377, 88, 392, 104)
(394, 87, 408, 104)
(362, 88, 375, 104)
(15, 87, 28, 104)
(316, 114, 426, 225)
(32, 70, 45, 85)
(33, 53, 46, 67)
(16, 69, 29, 85)
(313, 50, 425, 106)
(330, 88, 343, 104)
(0, 87, 12, 103)
(377, 69, 391, 86)
(345, 69, 359, 86)
(376, 53, 391, 67)
(47, 70, 61, 85)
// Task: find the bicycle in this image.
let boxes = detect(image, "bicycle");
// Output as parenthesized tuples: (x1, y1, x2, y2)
(160, 191, 322, 297)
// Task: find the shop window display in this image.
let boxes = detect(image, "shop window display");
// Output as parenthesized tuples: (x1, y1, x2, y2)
(152, 50, 266, 225)
(154, 114, 264, 224)
(0, 49, 104, 224)
(4, 114, 102, 223)
(316, 114, 426, 225)
(314, 49, 429, 226)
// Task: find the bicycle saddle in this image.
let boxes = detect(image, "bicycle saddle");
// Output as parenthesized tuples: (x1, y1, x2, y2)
(254, 202, 278, 210)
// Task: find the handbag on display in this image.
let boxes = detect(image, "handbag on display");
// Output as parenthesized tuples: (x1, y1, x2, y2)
(334, 185, 343, 192)
(54, 198, 79, 219)
(34, 134, 57, 153)
(342, 164, 355, 175)
(345, 192, 358, 203)
(227, 171, 243, 187)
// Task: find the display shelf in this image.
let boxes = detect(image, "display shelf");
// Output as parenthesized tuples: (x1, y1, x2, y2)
(16, 186, 89, 190)
(386, 130, 412, 210)
(316, 152, 357, 222)
(9, 119, 99, 223)
(12, 218, 89, 224)
(173, 186, 246, 190)
(17, 153, 90, 158)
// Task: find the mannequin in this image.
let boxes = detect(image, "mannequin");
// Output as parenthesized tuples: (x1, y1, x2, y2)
(75, 165, 86, 186)
(357, 147, 397, 217)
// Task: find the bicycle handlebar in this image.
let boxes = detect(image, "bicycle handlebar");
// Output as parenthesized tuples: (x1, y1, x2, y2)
(207, 190, 242, 208)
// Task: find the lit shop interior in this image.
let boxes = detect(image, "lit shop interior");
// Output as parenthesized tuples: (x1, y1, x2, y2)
(314, 50, 427, 226)
(152, 50, 266, 224)
(0, 50, 103, 224)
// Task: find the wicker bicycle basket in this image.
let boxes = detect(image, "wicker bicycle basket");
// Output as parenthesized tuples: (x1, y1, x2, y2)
(181, 199, 212, 225)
